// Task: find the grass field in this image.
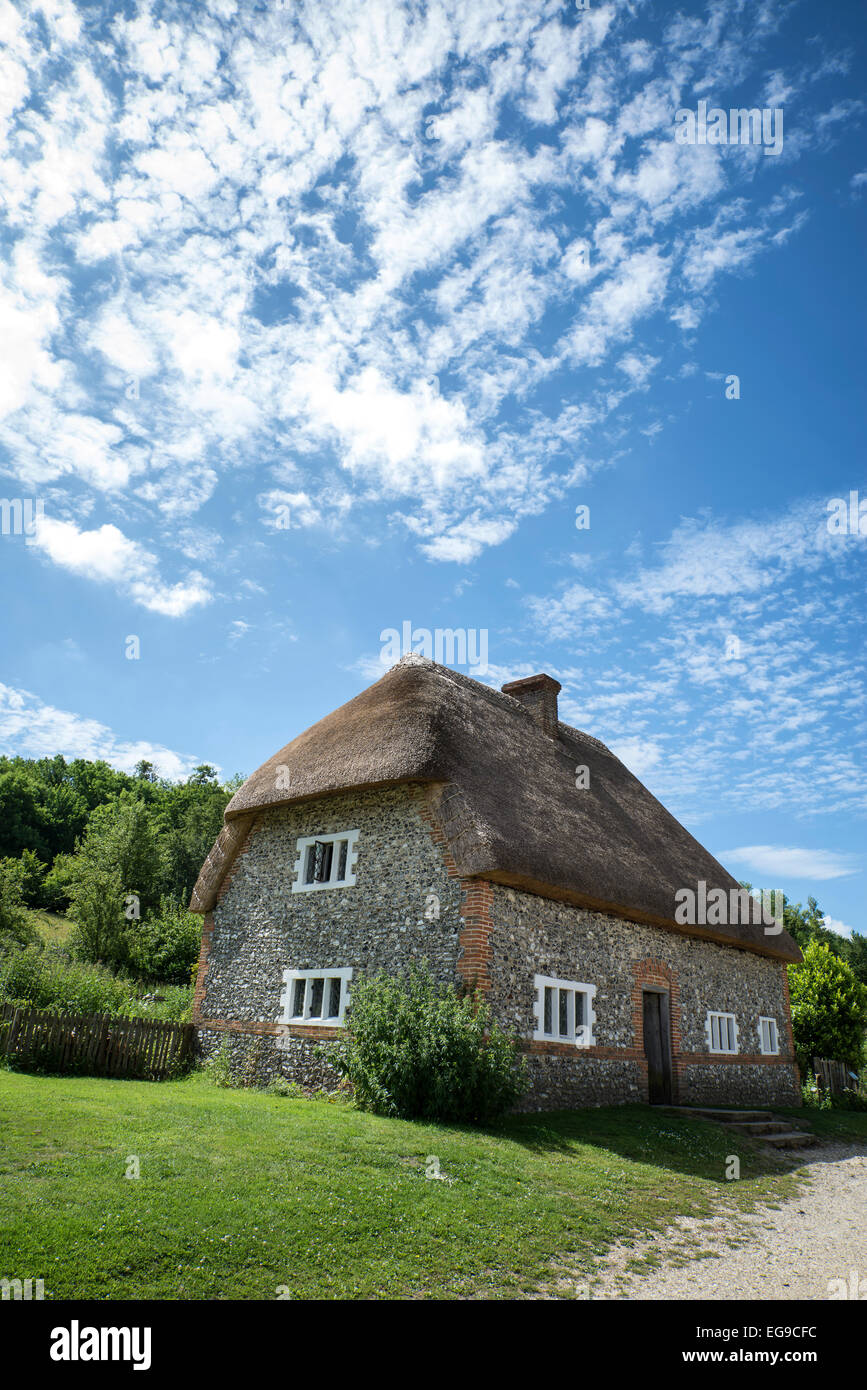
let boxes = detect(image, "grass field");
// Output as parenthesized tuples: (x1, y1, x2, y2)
(26, 909, 73, 947)
(2, 1070, 854, 1300)
(777, 1105, 867, 1144)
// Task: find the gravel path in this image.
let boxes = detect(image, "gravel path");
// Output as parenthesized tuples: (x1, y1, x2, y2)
(552, 1142, 867, 1301)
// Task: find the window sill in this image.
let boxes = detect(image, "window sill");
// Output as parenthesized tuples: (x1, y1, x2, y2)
(291, 881, 355, 894)
(276, 1023, 343, 1041)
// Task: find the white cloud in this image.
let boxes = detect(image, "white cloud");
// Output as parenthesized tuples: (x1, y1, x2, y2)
(564, 249, 670, 367)
(823, 914, 857, 940)
(718, 846, 861, 882)
(0, 0, 835, 584)
(608, 736, 664, 778)
(615, 500, 831, 614)
(526, 581, 613, 640)
(90, 307, 158, 377)
(0, 682, 206, 780)
(618, 351, 659, 388)
(420, 514, 516, 564)
(345, 651, 394, 682)
(522, 487, 867, 822)
(30, 516, 211, 616)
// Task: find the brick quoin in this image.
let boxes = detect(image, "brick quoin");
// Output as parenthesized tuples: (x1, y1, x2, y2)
(780, 962, 800, 1086)
(417, 786, 494, 994)
(457, 879, 494, 993)
(191, 912, 214, 1023)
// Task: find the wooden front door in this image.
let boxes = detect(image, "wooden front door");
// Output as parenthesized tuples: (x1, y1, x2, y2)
(643, 990, 672, 1105)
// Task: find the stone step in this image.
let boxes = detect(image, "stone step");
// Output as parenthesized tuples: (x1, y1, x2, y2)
(674, 1107, 774, 1123)
(666, 1107, 819, 1149)
(726, 1120, 792, 1135)
(762, 1130, 819, 1149)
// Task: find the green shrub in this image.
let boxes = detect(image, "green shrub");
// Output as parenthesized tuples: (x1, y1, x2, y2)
(832, 1087, 867, 1111)
(203, 1037, 273, 1090)
(39, 855, 74, 913)
(0, 943, 192, 1021)
(801, 1075, 831, 1110)
(67, 865, 128, 968)
(266, 1075, 306, 1099)
(204, 1038, 235, 1088)
(133, 984, 193, 1023)
(802, 1071, 866, 1111)
(310, 1085, 352, 1105)
(788, 940, 867, 1072)
(0, 859, 40, 948)
(127, 899, 201, 984)
(12, 849, 48, 908)
(332, 963, 528, 1123)
(0, 943, 131, 1015)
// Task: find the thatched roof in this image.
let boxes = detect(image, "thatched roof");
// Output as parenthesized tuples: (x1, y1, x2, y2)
(191, 655, 800, 963)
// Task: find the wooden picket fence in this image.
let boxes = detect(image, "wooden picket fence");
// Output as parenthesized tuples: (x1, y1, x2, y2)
(812, 1056, 860, 1096)
(0, 1002, 196, 1080)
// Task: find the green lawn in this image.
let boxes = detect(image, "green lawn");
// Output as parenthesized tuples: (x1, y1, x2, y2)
(777, 1105, 867, 1144)
(0, 1070, 833, 1300)
(26, 909, 73, 948)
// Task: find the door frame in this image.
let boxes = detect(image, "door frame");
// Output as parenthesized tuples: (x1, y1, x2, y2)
(642, 985, 674, 1105)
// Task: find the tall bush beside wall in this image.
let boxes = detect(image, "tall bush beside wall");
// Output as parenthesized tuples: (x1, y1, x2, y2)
(788, 939, 867, 1073)
(332, 964, 528, 1123)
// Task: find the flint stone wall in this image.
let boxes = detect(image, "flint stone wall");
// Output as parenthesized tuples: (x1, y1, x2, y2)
(197, 784, 462, 1088)
(489, 884, 799, 1110)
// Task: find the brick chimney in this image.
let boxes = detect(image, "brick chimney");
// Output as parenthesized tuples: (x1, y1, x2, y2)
(501, 673, 561, 738)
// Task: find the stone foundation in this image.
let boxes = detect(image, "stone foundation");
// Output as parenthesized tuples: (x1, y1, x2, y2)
(198, 1026, 342, 1091)
(677, 1062, 800, 1108)
(517, 1055, 646, 1111)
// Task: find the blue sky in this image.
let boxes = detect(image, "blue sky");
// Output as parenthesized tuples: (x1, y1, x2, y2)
(0, 0, 864, 936)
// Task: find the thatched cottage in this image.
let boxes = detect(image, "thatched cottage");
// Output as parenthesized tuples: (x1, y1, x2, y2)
(190, 656, 802, 1109)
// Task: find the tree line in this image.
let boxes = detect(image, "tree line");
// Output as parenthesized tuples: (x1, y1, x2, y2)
(0, 755, 239, 983)
(748, 887, 867, 988)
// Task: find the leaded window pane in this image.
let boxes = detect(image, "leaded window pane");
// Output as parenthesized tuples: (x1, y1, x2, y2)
(328, 977, 341, 1018)
(305, 845, 317, 883)
(311, 841, 333, 883)
(292, 978, 306, 1016)
(559, 989, 569, 1037)
(309, 977, 325, 1017)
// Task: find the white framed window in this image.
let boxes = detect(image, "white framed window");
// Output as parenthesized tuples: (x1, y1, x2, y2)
(291, 829, 360, 893)
(533, 975, 596, 1046)
(279, 967, 353, 1026)
(758, 1016, 779, 1055)
(706, 1011, 739, 1055)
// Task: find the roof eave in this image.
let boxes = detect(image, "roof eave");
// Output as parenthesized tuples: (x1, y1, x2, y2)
(223, 773, 442, 822)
